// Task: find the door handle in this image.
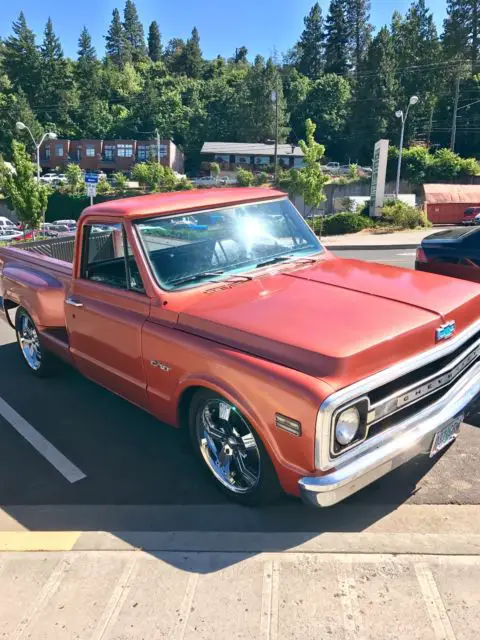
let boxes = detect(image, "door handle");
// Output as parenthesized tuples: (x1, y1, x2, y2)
(66, 296, 83, 308)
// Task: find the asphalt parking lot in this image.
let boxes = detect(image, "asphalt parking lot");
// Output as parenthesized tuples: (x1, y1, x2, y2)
(0, 248, 479, 533)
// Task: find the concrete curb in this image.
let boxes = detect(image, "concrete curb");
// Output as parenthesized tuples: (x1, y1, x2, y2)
(325, 243, 419, 251)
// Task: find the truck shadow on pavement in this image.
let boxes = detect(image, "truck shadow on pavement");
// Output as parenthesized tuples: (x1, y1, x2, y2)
(0, 339, 476, 573)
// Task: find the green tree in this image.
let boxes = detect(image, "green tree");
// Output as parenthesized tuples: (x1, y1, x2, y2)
(324, 0, 350, 75)
(65, 163, 85, 194)
(210, 161, 220, 179)
(123, 0, 147, 62)
(164, 38, 186, 73)
(147, 21, 162, 61)
(234, 46, 248, 63)
(39, 18, 74, 130)
(1, 87, 42, 157)
(132, 160, 165, 191)
(2, 12, 41, 105)
(296, 3, 325, 80)
(353, 27, 399, 161)
(443, 0, 480, 67)
(236, 168, 254, 186)
(289, 119, 329, 215)
(304, 74, 351, 152)
(113, 172, 128, 193)
(345, 0, 372, 73)
(0, 140, 50, 229)
(105, 8, 129, 68)
(181, 27, 203, 78)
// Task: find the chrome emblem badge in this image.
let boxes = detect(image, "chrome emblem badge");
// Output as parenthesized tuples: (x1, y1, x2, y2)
(436, 320, 456, 342)
(150, 360, 171, 372)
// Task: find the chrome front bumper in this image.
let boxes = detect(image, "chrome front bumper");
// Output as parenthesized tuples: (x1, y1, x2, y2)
(299, 362, 480, 507)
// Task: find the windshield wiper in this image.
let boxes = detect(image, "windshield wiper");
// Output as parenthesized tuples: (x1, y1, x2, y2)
(170, 270, 224, 286)
(255, 255, 293, 268)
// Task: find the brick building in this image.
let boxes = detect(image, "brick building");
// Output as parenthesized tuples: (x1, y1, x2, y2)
(39, 138, 184, 174)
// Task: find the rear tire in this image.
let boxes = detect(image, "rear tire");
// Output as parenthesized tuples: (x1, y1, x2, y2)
(15, 308, 57, 377)
(188, 389, 282, 506)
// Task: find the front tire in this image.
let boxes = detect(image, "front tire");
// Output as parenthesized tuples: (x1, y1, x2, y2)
(15, 308, 57, 377)
(189, 389, 282, 506)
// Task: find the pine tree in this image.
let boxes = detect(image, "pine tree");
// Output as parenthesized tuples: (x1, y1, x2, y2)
(297, 3, 325, 80)
(345, 0, 373, 73)
(443, 0, 479, 67)
(164, 38, 186, 73)
(147, 21, 162, 62)
(234, 46, 248, 63)
(181, 27, 203, 78)
(123, 0, 147, 62)
(105, 8, 129, 67)
(353, 27, 399, 160)
(394, 1, 441, 143)
(39, 18, 73, 128)
(2, 12, 41, 104)
(78, 26, 96, 62)
(324, 0, 350, 75)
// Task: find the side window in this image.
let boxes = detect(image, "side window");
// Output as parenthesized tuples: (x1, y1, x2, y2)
(82, 223, 145, 293)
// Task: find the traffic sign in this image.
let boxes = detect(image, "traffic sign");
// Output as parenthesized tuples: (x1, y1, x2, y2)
(85, 173, 99, 184)
(86, 184, 97, 198)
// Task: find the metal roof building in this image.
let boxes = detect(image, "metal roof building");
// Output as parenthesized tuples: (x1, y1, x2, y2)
(423, 184, 480, 224)
(201, 142, 304, 157)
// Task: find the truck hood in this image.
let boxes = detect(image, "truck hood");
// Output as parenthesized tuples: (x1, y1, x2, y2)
(177, 257, 480, 386)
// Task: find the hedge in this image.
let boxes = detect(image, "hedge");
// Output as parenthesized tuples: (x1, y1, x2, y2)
(45, 191, 133, 222)
(322, 213, 371, 235)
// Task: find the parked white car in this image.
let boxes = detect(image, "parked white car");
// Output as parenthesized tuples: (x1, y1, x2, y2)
(191, 176, 217, 186)
(0, 217, 18, 231)
(0, 228, 23, 241)
(40, 173, 59, 185)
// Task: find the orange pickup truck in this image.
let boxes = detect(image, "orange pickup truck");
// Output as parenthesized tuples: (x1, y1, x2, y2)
(1, 188, 480, 507)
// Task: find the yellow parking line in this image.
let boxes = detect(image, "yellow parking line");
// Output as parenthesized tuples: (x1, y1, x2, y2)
(0, 531, 80, 551)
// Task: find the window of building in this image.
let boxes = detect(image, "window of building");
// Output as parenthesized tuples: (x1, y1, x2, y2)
(293, 157, 304, 168)
(254, 156, 271, 165)
(45, 146, 51, 159)
(235, 155, 250, 165)
(86, 146, 95, 157)
(82, 223, 145, 293)
(117, 144, 134, 158)
(104, 145, 115, 161)
(214, 154, 230, 163)
(55, 144, 64, 157)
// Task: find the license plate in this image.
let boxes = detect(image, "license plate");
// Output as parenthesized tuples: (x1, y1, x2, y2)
(430, 416, 462, 457)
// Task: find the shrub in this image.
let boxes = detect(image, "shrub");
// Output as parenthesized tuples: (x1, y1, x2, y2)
(236, 168, 254, 186)
(210, 162, 220, 178)
(253, 171, 269, 186)
(307, 216, 323, 235)
(348, 163, 359, 179)
(96, 177, 113, 195)
(382, 200, 430, 229)
(112, 172, 128, 193)
(175, 177, 193, 190)
(322, 213, 371, 235)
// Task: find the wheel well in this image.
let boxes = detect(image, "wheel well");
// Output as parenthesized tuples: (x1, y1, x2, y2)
(177, 385, 203, 428)
(4, 299, 19, 329)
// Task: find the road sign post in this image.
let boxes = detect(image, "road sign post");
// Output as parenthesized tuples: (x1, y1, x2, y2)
(85, 174, 99, 207)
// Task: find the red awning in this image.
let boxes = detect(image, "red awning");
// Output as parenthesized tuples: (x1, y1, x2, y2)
(423, 183, 480, 204)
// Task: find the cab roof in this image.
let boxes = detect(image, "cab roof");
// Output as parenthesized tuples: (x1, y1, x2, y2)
(80, 187, 285, 220)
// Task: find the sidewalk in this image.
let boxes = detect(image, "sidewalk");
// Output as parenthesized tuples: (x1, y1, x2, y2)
(323, 226, 450, 250)
(1, 504, 480, 639)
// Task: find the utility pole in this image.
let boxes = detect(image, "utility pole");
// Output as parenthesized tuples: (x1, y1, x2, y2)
(427, 104, 434, 147)
(451, 75, 460, 151)
(272, 76, 279, 183)
(156, 128, 160, 165)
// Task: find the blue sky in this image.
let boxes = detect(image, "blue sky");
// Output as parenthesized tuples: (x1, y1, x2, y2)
(1, 0, 447, 61)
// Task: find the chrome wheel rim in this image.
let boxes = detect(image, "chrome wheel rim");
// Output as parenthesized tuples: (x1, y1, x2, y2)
(18, 314, 42, 371)
(196, 399, 261, 494)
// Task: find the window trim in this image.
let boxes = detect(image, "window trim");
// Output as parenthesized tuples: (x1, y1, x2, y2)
(81, 222, 146, 295)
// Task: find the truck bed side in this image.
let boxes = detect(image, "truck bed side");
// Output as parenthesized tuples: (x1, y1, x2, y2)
(0, 246, 71, 332)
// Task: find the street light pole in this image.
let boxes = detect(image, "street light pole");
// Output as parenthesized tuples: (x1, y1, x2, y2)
(16, 122, 57, 232)
(156, 128, 160, 165)
(395, 95, 419, 197)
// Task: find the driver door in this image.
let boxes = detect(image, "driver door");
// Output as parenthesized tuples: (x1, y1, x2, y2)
(65, 222, 151, 409)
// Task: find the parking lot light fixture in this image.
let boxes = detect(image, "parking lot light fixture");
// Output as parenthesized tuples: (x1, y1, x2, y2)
(16, 123, 57, 233)
(395, 96, 419, 197)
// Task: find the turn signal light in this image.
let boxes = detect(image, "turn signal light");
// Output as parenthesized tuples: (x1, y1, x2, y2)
(416, 247, 428, 263)
(275, 414, 302, 436)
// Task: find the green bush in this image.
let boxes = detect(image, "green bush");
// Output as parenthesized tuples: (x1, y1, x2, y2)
(253, 171, 269, 186)
(307, 216, 323, 236)
(236, 168, 254, 187)
(382, 200, 430, 229)
(322, 213, 371, 235)
(112, 172, 128, 193)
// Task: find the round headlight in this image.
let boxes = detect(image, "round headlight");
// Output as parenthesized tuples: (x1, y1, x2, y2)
(335, 407, 360, 446)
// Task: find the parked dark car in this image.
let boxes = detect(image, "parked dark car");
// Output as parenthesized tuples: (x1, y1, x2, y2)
(415, 227, 480, 283)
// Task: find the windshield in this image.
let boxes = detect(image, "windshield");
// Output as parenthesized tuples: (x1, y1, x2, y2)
(135, 198, 322, 290)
